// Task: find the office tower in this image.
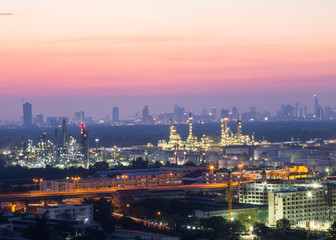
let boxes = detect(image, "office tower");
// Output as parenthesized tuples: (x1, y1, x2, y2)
(74, 111, 85, 125)
(202, 109, 207, 116)
(249, 106, 257, 113)
(142, 105, 154, 124)
(34, 114, 44, 126)
(112, 107, 119, 123)
(142, 105, 149, 120)
(174, 105, 184, 123)
(313, 94, 323, 119)
(211, 107, 217, 118)
(220, 109, 229, 118)
(314, 94, 319, 115)
(23, 102, 32, 127)
(46, 117, 57, 126)
(295, 103, 299, 118)
(231, 106, 239, 120)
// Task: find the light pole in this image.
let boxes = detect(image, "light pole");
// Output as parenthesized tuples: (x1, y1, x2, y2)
(121, 175, 128, 188)
(169, 172, 173, 185)
(33, 179, 43, 192)
(71, 177, 80, 190)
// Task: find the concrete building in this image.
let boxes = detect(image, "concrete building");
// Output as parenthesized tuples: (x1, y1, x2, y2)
(40, 172, 182, 192)
(23, 102, 32, 127)
(202, 171, 254, 184)
(268, 188, 328, 226)
(37, 204, 93, 223)
(239, 181, 298, 205)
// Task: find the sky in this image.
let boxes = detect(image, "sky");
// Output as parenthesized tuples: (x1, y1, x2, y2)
(1, 0, 336, 120)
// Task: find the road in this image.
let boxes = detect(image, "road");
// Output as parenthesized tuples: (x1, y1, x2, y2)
(0, 181, 251, 202)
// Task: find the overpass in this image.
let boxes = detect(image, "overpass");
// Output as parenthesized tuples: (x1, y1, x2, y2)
(0, 181, 251, 203)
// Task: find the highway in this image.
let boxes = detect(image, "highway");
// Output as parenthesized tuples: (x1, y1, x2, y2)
(0, 181, 251, 202)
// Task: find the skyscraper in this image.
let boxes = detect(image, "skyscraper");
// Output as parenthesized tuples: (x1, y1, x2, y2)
(23, 102, 32, 127)
(174, 105, 184, 123)
(220, 109, 229, 118)
(141, 105, 154, 124)
(314, 94, 322, 119)
(211, 107, 217, 118)
(74, 111, 85, 125)
(112, 107, 119, 123)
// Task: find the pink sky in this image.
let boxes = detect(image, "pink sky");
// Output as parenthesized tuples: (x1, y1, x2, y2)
(1, 0, 336, 119)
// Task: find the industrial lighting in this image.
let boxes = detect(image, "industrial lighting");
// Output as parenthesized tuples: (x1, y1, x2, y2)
(307, 192, 312, 198)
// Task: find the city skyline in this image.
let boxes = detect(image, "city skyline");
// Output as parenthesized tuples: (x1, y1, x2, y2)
(1, 0, 336, 121)
(0, 93, 334, 122)
(2, 93, 334, 124)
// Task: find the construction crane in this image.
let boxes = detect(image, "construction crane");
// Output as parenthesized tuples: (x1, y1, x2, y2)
(228, 169, 232, 220)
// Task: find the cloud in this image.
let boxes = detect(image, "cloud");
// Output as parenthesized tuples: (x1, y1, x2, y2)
(0, 13, 14, 16)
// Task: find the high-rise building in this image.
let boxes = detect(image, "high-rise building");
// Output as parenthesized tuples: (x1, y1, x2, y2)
(34, 114, 44, 126)
(142, 105, 154, 124)
(231, 106, 239, 120)
(23, 102, 32, 127)
(174, 105, 184, 123)
(74, 111, 85, 125)
(211, 107, 217, 118)
(220, 109, 229, 118)
(250, 106, 257, 113)
(112, 107, 119, 123)
(314, 94, 323, 119)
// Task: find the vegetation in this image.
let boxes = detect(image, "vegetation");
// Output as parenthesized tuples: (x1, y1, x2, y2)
(82, 197, 115, 233)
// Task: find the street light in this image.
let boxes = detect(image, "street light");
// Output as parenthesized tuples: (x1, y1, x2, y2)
(71, 177, 81, 190)
(121, 175, 128, 188)
(33, 178, 43, 192)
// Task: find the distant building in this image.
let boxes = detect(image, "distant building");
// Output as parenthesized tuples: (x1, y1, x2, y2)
(211, 107, 217, 119)
(112, 107, 119, 123)
(37, 204, 93, 223)
(74, 111, 85, 124)
(174, 105, 184, 123)
(220, 109, 229, 118)
(40, 172, 182, 192)
(34, 114, 44, 126)
(142, 105, 154, 124)
(314, 94, 323, 120)
(23, 102, 32, 127)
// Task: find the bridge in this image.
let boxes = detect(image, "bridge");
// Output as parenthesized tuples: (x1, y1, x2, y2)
(0, 181, 249, 203)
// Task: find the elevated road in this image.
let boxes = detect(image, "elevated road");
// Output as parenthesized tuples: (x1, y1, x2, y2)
(0, 181, 251, 202)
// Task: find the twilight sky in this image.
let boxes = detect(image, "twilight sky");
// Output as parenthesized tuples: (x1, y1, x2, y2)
(1, 0, 336, 120)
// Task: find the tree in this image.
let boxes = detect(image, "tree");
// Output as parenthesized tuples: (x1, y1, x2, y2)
(237, 209, 257, 229)
(252, 222, 270, 240)
(90, 161, 109, 171)
(150, 160, 163, 168)
(328, 221, 336, 240)
(130, 157, 149, 169)
(50, 222, 75, 240)
(201, 216, 241, 239)
(276, 218, 291, 230)
(119, 216, 141, 229)
(83, 198, 115, 233)
(23, 215, 51, 240)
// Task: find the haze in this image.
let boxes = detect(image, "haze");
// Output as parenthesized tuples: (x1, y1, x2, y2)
(1, 0, 336, 120)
